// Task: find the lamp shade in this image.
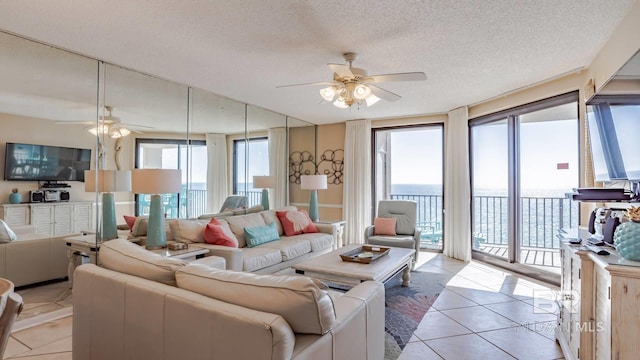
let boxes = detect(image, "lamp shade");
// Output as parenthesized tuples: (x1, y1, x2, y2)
(301, 175, 327, 190)
(253, 175, 275, 189)
(84, 170, 131, 193)
(131, 169, 182, 194)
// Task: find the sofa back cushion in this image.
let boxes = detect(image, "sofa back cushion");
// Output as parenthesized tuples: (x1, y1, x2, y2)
(224, 213, 267, 248)
(131, 217, 174, 241)
(99, 238, 188, 286)
(176, 264, 336, 334)
(169, 219, 208, 243)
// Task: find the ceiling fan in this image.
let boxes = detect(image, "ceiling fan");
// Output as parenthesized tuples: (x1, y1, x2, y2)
(277, 52, 427, 108)
(56, 106, 153, 138)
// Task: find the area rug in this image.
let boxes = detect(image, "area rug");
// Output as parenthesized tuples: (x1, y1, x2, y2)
(384, 265, 453, 360)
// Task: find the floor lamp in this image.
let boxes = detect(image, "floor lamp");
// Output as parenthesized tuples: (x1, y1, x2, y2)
(131, 169, 182, 249)
(85, 170, 131, 241)
(300, 175, 327, 222)
(253, 175, 275, 210)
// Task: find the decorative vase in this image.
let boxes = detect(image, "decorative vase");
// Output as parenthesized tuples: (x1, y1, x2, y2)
(613, 221, 640, 261)
(8, 191, 22, 204)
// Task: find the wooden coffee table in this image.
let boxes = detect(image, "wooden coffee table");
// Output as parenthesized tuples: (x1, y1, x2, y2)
(292, 244, 415, 288)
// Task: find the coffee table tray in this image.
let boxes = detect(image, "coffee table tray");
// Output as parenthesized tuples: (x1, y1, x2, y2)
(340, 245, 390, 264)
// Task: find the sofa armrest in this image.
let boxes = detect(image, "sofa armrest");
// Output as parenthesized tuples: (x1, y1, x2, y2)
(189, 243, 243, 271)
(314, 223, 337, 238)
(364, 225, 375, 242)
(332, 281, 385, 360)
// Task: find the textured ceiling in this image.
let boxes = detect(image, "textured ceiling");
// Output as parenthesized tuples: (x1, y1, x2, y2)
(0, 0, 637, 125)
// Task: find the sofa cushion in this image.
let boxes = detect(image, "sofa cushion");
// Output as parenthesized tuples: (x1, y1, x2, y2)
(288, 232, 334, 252)
(232, 204, 264, 215)
(225, 213, 267, 248)
(0, 220, 17, 243)
(261, 238, 311, 261)
(175, 264, 337, 334)
(366, 235, 416, 249)
(276, 209, 318, 236)
(240, 246, 282, 272)
(99, 238, 188, 286)
(203, 218, 238, 247)
(244, 222, 280, 248)
(169, 219, 208, 243)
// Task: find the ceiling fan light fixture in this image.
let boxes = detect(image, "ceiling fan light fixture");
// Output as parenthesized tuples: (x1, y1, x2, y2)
(333, 98, 348, 108)
(110, 127, 131, 138)
(365, 94, 381, 107)
(88, 124, 109, 136)
(353, 84, 371, 100)
(319, 86, 337, 101)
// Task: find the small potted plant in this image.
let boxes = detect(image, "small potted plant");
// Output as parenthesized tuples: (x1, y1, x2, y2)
(9, 188, 22, 204)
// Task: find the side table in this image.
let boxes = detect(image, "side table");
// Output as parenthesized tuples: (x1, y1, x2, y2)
(315, 220, 346, 248)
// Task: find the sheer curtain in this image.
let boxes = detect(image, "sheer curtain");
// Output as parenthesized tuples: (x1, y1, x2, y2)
(206, 133, 228, 213)
(443, 106, 472, 261)
(343, 119, 371, 245)
(268, 127, 287, 209)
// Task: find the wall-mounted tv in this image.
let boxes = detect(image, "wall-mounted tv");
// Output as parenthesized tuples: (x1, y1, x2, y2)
(4, 142, 91, 182)
(586, 96, 640, 182)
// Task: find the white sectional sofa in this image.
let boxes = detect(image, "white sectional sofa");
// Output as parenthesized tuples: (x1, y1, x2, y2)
(0, 225, 68, 287)
(73, 239, 385, 360)
(129, 206, 337, 274)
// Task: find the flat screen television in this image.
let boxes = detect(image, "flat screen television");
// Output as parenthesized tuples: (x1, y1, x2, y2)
(4, 142, 91, 182)
(586, 98, 640, 182)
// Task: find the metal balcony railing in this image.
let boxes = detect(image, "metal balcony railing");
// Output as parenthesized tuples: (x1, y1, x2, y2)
(390, 193, 578, 250)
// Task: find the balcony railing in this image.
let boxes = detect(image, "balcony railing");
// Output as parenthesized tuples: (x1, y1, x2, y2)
(137, 190, 262, 219)
(390, 193, 578, 251)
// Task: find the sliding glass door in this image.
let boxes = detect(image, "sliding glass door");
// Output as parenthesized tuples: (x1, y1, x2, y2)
(373, 125, 444, 251)
(470, 93, 579, 272)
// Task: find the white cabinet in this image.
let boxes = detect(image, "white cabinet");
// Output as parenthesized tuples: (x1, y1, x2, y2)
(0, 204, 29, 227)
(1, 202, 93, 236)
(557, 242, 640, 360)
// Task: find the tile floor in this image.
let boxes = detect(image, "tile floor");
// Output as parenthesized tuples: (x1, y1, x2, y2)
(2, 253, 564, 360)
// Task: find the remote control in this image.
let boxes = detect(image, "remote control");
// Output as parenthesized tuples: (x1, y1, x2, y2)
(585, 244, 610, 256)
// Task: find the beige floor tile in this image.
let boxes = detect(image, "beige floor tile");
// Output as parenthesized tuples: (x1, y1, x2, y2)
(414, 311, 472, 340)
(7, 353, 72, 360)
(426, 333, 515, 360)
(483, 280, 538, 300)
(484, 301, 557, 326)
(522, 321, 559, 341)
(440, 306, 517, 332)
(12, 337, 72, 357)
(17, 284, 69, 305)
(447, 286, 517, 305)
(431, 290, 478, 310)
(17, 304, 64, 321)
(397, 341, 443, 360)
(478, 327, 564, 359)
(11, 317, 72, 350)
(443, 275, 489, 289)
(2, 337, 30, 359)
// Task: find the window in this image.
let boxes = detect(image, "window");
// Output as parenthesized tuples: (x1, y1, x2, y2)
(135, 139, 207, 218)
(233, 137, 269, 207)
(470, 92, 579, 273)
(372, 125, 444, 250)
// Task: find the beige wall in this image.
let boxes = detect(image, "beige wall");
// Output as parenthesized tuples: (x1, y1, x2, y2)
(288, 126, 316, 210)
(316, 123, 345, 221)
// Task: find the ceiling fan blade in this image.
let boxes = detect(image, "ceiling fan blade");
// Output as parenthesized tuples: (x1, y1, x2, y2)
(368, 85, 401, 102)
(276, 81, 336, 88)
(55, 121, 93, 125)
(327, 63, 354, 79)
(365, 72, 427, 83)
(121, 123, 154, 129)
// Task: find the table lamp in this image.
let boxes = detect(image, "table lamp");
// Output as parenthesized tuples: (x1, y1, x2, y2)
(253, 175, 275, 210)
(85, 170, 131, 241)
(300, 174, 327, 222)
(131, 169, 182, 249)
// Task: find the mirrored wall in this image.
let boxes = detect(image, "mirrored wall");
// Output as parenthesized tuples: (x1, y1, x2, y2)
(0, 30, 317, 246)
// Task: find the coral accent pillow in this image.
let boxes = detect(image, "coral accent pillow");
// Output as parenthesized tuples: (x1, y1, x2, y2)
(374, 217, 397, 236)
(203, 218, 239, 247)
(123, 215, 137, 231)
(276, 209, 318, 236)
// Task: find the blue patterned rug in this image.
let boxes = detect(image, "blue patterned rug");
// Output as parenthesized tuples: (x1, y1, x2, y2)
(384, 265, 453, 359)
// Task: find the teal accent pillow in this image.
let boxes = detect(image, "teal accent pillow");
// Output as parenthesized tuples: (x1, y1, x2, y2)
(244, 222, 280, 248)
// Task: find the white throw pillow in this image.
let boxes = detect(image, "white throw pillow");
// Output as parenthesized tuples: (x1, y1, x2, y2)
(0, 219, 17, 243)
(169, 219, 208, 243)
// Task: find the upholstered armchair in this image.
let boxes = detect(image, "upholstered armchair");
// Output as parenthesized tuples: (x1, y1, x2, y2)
(219, 195, 248, 212)
(364, 200, 421, 265)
